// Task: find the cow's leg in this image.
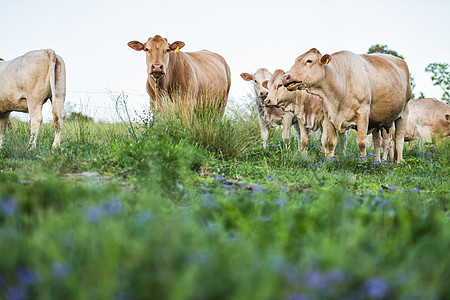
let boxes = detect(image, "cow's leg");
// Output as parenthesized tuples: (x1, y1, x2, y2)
(372, 129, 381, 162)
(296, 122, 309, 154)
(292, 123, 302, 153)
(51, 96, 65, 148)
(393, 109, 408, 163)
(0, 112, 10, 148)
(324, 118, 337, 158)
(337, 131, 348, 155)
(281, 114, 293, 150)
(258, 116, 270, 148)
(381, 128, 394, 161)
(27, 102, 43, 149)
(356, 112, 369, 159)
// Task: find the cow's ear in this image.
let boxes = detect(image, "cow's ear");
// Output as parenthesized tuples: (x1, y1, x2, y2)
(170, 41, 185, 52)
(262, 80, 269, 89)
(240, 73, 254, 81)
(0, 58, 3, 61)
(128, 41, 145, 51)
(320, 54, 332, 66)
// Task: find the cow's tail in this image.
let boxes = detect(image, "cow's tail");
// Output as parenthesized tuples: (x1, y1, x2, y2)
(47, 49, 66, 147)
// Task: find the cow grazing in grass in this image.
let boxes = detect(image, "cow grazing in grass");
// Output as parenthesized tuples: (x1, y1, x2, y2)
(241, 68, 300, 149)
(128, 35, 231, 115)
(0, 49, 66, 148)
(282, 48, 411, 162)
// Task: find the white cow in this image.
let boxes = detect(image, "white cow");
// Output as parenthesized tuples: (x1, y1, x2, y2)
(241, 68, 301, 150)
(282, 48, 411, 162)
(0, 49, 66, 148)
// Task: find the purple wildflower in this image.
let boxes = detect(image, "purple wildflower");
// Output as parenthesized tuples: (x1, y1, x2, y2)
(17, 268, 37, 286)
(275, 198, 287, 206)
(304, 197, 311, 203)
(1, 198, 17, 216)
(388, 184, 397, 191)
(306, 271, 325, 288)
(382, 200, 389, 207)
(261, 215, 270, 222)
(214, 175, 224, 182)
(103, 197, 123, 215)
(365, 278, 388, 298)
(52, 263, 68, 280)
(85, 206, 105, 223)
(250, 183, 264, 193)
(280, 186, 289, 192)
(6, 287, 26, 300)
(413, 187, 420, 193)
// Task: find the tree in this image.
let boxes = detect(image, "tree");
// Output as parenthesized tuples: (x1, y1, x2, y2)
(425, 63, 450, 105)
(368, 44, 404, 59)
(66, 111, 94, 123)
(367, 44, 420, 99)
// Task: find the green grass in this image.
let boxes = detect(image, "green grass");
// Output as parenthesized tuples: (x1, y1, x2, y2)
(0, 101, 449, 300)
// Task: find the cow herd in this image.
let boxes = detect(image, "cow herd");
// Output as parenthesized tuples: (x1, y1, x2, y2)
(0, 35, 449, 163)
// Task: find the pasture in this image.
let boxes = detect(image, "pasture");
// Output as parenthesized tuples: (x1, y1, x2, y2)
(0, 97, 449, 300)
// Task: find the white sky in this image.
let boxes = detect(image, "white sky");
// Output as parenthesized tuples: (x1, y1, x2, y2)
(1, 0, 449, 121)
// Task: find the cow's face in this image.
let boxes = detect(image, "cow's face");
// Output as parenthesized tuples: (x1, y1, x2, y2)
(282, 48, 331, 91)
(263, 70, 295, 109)
(440, 113, 450, 138)
(241, 68, 272, 102)
(128, 35, 185, 80)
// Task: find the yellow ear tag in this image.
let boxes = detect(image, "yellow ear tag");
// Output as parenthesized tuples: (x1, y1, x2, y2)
(174, 46, 180, 53)
(323, 58, 329, 66)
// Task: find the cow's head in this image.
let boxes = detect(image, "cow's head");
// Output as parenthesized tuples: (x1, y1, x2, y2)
(282, 48, 331, 91)
(263, 70, 296, 110)
(241, 68, 272, 102)
(128, 35, 185, 80)
(441, 113, 450, 138)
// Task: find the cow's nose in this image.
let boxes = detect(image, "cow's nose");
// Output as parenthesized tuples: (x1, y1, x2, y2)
(264, 98, 272, 106)
(151, 64, 164, 73)
(281, 74, 292, 86)
(260, 91, 268, 98)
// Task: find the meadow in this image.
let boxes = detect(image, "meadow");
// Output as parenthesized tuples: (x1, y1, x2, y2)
(0, 97, 449, 300)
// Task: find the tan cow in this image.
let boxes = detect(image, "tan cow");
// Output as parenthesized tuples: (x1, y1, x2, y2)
(241, 68, 300, 149)
(282, 48, 411, 162)
(128, 35, 231, 115)
(0, 49, 66, 148)
(264, 69, 347, 155)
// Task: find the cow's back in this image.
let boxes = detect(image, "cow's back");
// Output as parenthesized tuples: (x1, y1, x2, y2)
(406, 98, 450, 141)
(0, 50, 54, 112)
(360, 53, 411, 129)
(168, 50, 230, 98)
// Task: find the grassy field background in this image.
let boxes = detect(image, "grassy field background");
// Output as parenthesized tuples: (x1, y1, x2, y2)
(0, 97, 449, 300)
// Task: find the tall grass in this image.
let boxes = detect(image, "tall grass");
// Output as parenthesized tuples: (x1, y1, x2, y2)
(150, 93, 260, 159)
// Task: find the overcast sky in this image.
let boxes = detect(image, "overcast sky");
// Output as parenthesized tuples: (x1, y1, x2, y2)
(2, 0, 449, 121)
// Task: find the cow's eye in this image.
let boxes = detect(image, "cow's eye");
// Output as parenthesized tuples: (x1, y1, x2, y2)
(166, 48, 171, 53)
(254, 80, 258, 84)
(306, 60, 312, 64)
(144, 48, 149, 52)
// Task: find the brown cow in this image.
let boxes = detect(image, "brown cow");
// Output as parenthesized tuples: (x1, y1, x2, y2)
(264, 69, 347, 155)
(282, 48, 411, 162)
(128, 35, 231, 114)
(0, 49, 66, 148)
(241, 68, 300, 150)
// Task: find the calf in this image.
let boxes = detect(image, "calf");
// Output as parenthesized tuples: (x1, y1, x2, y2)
(264, 69, 347, 155)
(241, 68, 300, 149)
(0, 49, 66, 148)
